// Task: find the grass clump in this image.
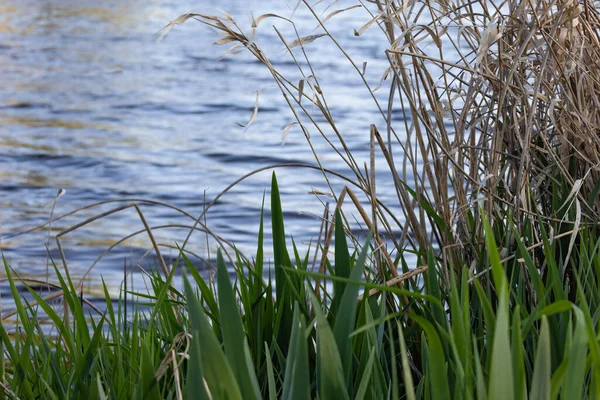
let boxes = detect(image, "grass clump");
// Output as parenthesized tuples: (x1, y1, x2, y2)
(3, 0, 600, 398)
(1, 175, 599, 398)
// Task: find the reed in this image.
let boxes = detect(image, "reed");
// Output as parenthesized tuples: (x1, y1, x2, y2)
(2, 0, 600, 398)
(161, 0, 600, 290)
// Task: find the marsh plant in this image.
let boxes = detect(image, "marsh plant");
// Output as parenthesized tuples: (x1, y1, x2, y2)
(2, 0, 600, 398)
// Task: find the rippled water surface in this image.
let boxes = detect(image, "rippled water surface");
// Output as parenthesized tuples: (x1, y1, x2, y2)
(0, 0, 403, 297)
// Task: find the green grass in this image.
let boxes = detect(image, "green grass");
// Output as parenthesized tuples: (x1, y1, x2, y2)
(1, 174, 600, 399)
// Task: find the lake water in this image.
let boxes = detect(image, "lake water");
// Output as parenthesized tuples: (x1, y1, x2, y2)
(0, 0, 404, 298)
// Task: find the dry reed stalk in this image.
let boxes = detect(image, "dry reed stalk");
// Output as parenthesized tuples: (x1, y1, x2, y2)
(357, 265, 428, 301)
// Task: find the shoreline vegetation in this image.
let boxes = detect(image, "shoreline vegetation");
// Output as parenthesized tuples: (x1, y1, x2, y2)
(3, 0, 600, 398)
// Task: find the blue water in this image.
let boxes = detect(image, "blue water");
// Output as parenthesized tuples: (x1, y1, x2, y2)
(0, 0, 404, 297)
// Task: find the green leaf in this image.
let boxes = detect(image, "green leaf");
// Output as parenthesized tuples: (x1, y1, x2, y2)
(183, 273, 242, 399)
(511, 307, 526, 400)
(271, 172, 292, 294)
(334, 233, 371, 382)
(355, 348, 375, 400)
(216, 250, 262, 400)
(473, 278, 496, 349)
(488, 288, 514, 400)
(72, 313, 106, 400)
(255, 193, 266, 284)
(480, 210, 507, 297)
(96, 373, 108, 400)
(540, 300, 573, 316)
(309, 291, 349, 400)
(271, 172, 294, 350)
(530, 316, 551, 400)
(474, 342, 488, 400)
(333, 208, 350, 314)
(511, 225, 545, 299)
(397, 321, 416, 400)
(562, 308, 588, 400)
(185, 311, 208, 400)
(282, 304, 310, 400)
(181, 251, 220, 321)
(265, 343, 277, 400)
(426, 249, 446, 329)
(411, 315, 450, 399)
(134, 338, 160, 400)
(401, 181, 451, 236)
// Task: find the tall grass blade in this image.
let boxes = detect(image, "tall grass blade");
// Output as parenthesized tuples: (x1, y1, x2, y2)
(265, 343, 277, 400)
(334, 233, 371, 384)
(530, 316, 551, 400)
(216, 249, 261, 400)
(282, 304, 310, 400)
(333, 208, 351, 315)
(397, 321, 416, 400)
(562, 308, 588, 400)
(271, 173, 294, 350)
(183, 273, 242, 399)
(309, 290, 349, 400)
(411, 315, 451, 398)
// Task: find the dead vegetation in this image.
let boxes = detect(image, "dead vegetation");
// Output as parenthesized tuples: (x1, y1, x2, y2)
(160, 0, 600, 287)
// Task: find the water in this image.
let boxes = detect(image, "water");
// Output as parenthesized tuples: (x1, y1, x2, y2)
(0, 0, 404, 298)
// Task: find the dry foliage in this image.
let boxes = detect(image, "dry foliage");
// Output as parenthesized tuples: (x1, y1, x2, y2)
(160, 0, 600, 285)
